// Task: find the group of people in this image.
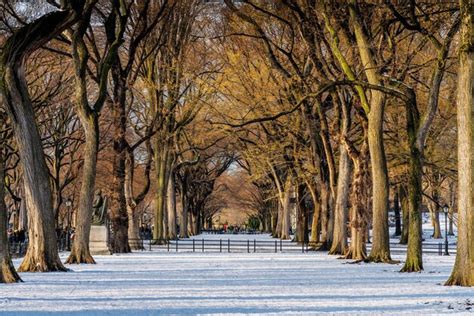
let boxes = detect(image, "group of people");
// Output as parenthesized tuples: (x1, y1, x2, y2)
(139, 224, 152, 240)
(7, 228, 26, 244)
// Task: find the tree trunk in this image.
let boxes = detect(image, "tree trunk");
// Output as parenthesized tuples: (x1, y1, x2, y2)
(110, 75, 130, 253)
(319, 183, 330, 250)
(448, 181, 456, 236)
(393, 189, 402, 236)
(309, 188, 321, 245)
(124, 151, 142, 250)
(274, 203, 282, 238)
(431, 208, 442, 239)
(429, 188, 442, 239)
(446, 0, 474, 286)
(127, 204, 142, 250)
(329, 144, 351, 255)
(401, 131, 423, 272)
(271, 209, 277, 235)
(167, 173, 177, 239)
(65, 117, 98, 263)
(179, 184, 189, 238)
(0, 148, 21, 283)
(399, 185, 409, 244)
(280, 178, 292, 240)
(295, 185, 307, 243)
(344, 136, 369, 261)
(350, 2, 391, 262)
(153, 140, 169, 243)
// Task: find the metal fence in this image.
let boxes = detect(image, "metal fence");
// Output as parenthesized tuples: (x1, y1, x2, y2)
(8, 236, 456, 257)
(130, 238, 457, 255)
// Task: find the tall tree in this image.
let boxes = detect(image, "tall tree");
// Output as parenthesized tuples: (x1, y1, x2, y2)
(66, 0, 127, 263)
(0, 1, 83, 272)
(446, 0, 474, 287)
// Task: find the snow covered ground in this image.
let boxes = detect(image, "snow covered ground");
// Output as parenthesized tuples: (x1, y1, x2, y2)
(1, 234, 472, 315)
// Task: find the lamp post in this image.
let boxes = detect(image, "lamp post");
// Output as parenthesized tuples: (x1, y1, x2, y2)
(65, 199, 72, 251)
(442, 204, 449, 256)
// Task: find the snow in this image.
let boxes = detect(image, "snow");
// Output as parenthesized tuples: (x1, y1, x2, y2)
(1, 234, 472, 315)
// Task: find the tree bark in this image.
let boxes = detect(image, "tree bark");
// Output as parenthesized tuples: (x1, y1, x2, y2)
(110, 74, 130, 253)
(329, 103, 351, 255)
(393, 189, 402, 236)
(401, 117, 424, 272)
(167, 173, 177, 239)
(400, 185, 410, 244)
(329, 141, 351, 255)
(309, 185, 321, 245)
(153, 139, 169, 243)
(65, 117, 98, 263)
(280, 177, 292, 240)
(446, 0, 474, 286)
(349, 2, 391, 262)
(429, 188, 442, 239)
(343, 134, 369, 261)
(319, 183, 330, 250)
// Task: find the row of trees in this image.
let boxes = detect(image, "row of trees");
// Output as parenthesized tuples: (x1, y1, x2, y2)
(0, 0, 472, 287)
(0, 0, 233, 280)
(211, 0, 472, 286)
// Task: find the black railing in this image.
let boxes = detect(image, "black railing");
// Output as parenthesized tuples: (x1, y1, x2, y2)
(129, 238, 457, 255)
(200, 229, 262, 235)
(9, 236, 457, 257)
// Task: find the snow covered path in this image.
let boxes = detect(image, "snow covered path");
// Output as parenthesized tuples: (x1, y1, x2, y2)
(1, 242, 472, 315)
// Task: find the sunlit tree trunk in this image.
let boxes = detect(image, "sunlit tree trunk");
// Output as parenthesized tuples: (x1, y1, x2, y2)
(280, 177, 292, 240)
(153, 138, 169, 243)
(446, 0, 474, 286)
(344, 133, 369, 261)
(308, 185, 321, 245)
(274, 204, 282, 238)
(329, 101, 352, 255)
(66, 117, 98, 263)
(349, 2, 391, 262)
(329, 147, 350, 255)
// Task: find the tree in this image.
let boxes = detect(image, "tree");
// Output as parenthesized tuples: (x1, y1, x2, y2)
(65, 0, 128, 263)
(0, 1, 84, 272)
(446, 0, 474, 287)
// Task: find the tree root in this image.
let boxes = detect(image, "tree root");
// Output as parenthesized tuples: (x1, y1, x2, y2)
(366, 252, 399, 264)
(307, 241, 329, 251)
(0, 258, 22, 283)
(18, 253, 67, 272)
(400, 260, 423, 272)
(65, 251, 96, 264)
(342, 248, 367, 261)
(445, 271, 474, 286)
(329, 245, 347, 256)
